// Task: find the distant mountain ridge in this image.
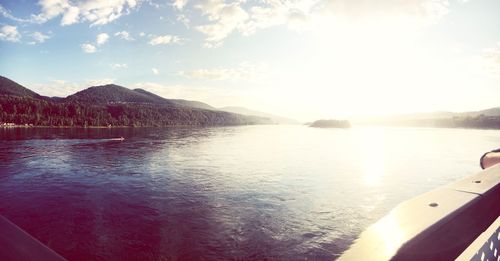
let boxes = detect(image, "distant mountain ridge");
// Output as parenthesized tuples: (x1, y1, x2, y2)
(357, 107, 500, 123)
(460, 107, 500, 117)
(355, 108, 500, 129)
(0, 76, 271, 127)
(220, 106, 298, 124)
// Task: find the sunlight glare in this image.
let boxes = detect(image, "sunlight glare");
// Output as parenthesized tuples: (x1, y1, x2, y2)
(373, 213, 406, 256)
(357, 128, 386, 186)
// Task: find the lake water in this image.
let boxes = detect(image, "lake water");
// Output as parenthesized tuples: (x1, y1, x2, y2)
(0, 125, 498, 260)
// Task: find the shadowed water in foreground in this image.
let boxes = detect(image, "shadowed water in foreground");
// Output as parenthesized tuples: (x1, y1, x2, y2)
(0, 125, 498, 260)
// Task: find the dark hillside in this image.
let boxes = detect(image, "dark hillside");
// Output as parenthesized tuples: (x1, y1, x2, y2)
(0, 76, 270, 127)
(0, 76, 42, 98)
(65, 84, 175, 105)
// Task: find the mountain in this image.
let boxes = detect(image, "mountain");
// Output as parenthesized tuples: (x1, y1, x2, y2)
(0, 76, 42, 99)
(170, 99, 216, 110)
(132, 88, 169, 101)
(133, 88, 217, 110)
(460, 107, 500, 117)
(66, 84, 176, 105)
(66, 85, 219, 111)
(0, 76, 271, 127)
(355, 108, 500, 129)
(219, 106, 298, 124)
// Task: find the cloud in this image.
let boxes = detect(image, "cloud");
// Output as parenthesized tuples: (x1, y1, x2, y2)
(29, 79, 81, 97)
(31, 0, 73, 24)
(195, 0, 249, 47)
(29, 78, 115, 97)
(0, 25, 21, 42)
(111, 63, 128, 69)
(152, 68, 159, 75)
(178, 62, 268, 81)
(61, 6, 80, 25)
(173, 0, 188, 10)
(31, 0, 141, 26)
(189, 0, 451, 47)
(80, 33, 108, 53)
(81, 43, 96, 53)
(28, 31, 51, 44)
(96, 33, 109, 45)
(149, 35, 184, 45)
(0, 4, 31, 22)
(115, 31, 134, 40)
(237, 1, 311, 35)
(133, 82, 245, 107)
(177, 14, 190, 27)
(87, 78, 115, 86)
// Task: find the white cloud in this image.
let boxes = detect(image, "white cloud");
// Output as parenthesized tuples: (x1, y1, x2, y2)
(149, 35, 184, 45)
(0, 4, 31, 22)
(133, 82, 246, 107)
(173, 0, 188, 10)
(0, 25, 21, 42)
(195, 0, 249, 47)
(177, 14, 190, 27)
(29, 78, 115, 97)
(87, 78, 115, 86)
(30, 79, 80, 97)
(111, 63, 128, 69)
(189, 0, 451, 47)
(115, 31, 134, 40)
(31, 31, 50, 44)
(81, 43, 96, 53)
(61, 6, 80, 25)
(152, 68, 159, 75)
(178, 62, 269, 81)
(96, 33, 109, 45)
(31, 0, 73, 24)
(139, 32, 145, 37)
(31, 0, 141, 26)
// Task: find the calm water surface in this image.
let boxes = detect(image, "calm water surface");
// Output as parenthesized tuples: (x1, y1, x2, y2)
(0, 125, 499, 260)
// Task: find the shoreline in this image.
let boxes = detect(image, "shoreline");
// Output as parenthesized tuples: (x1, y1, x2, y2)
(0, 123, 270, 129)
(1, 123, 499, 130)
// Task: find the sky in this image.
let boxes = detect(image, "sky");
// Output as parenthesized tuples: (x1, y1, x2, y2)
(1, 0, 500, 121)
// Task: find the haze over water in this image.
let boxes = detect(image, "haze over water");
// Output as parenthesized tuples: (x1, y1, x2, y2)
(0, 125, 498, 260)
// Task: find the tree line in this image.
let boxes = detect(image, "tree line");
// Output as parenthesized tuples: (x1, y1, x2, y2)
(0, 96, 267, 127)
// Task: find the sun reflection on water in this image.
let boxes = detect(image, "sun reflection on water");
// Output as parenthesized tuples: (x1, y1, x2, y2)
(357, 127, 387, 186)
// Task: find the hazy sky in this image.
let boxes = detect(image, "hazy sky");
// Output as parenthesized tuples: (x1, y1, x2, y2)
(1, 0, 500, 121)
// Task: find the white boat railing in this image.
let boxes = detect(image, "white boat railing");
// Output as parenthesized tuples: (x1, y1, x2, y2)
(339, 164, 500, 260)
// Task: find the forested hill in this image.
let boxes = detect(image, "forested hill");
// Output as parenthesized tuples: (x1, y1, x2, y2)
(65, 84, 176, 105)
(0, 76, 271, 127)
(0, 76, 43, 99)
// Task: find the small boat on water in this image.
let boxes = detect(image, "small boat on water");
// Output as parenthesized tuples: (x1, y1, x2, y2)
(110, 137, 125, 141)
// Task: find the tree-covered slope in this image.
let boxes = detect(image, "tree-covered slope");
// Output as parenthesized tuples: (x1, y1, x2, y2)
(0, 76, 42, 98)
(0, 76, 271, 127)
(133, 88, 216, 110)
(65, 84, 176, 105)
(0, 96, 266, 127)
